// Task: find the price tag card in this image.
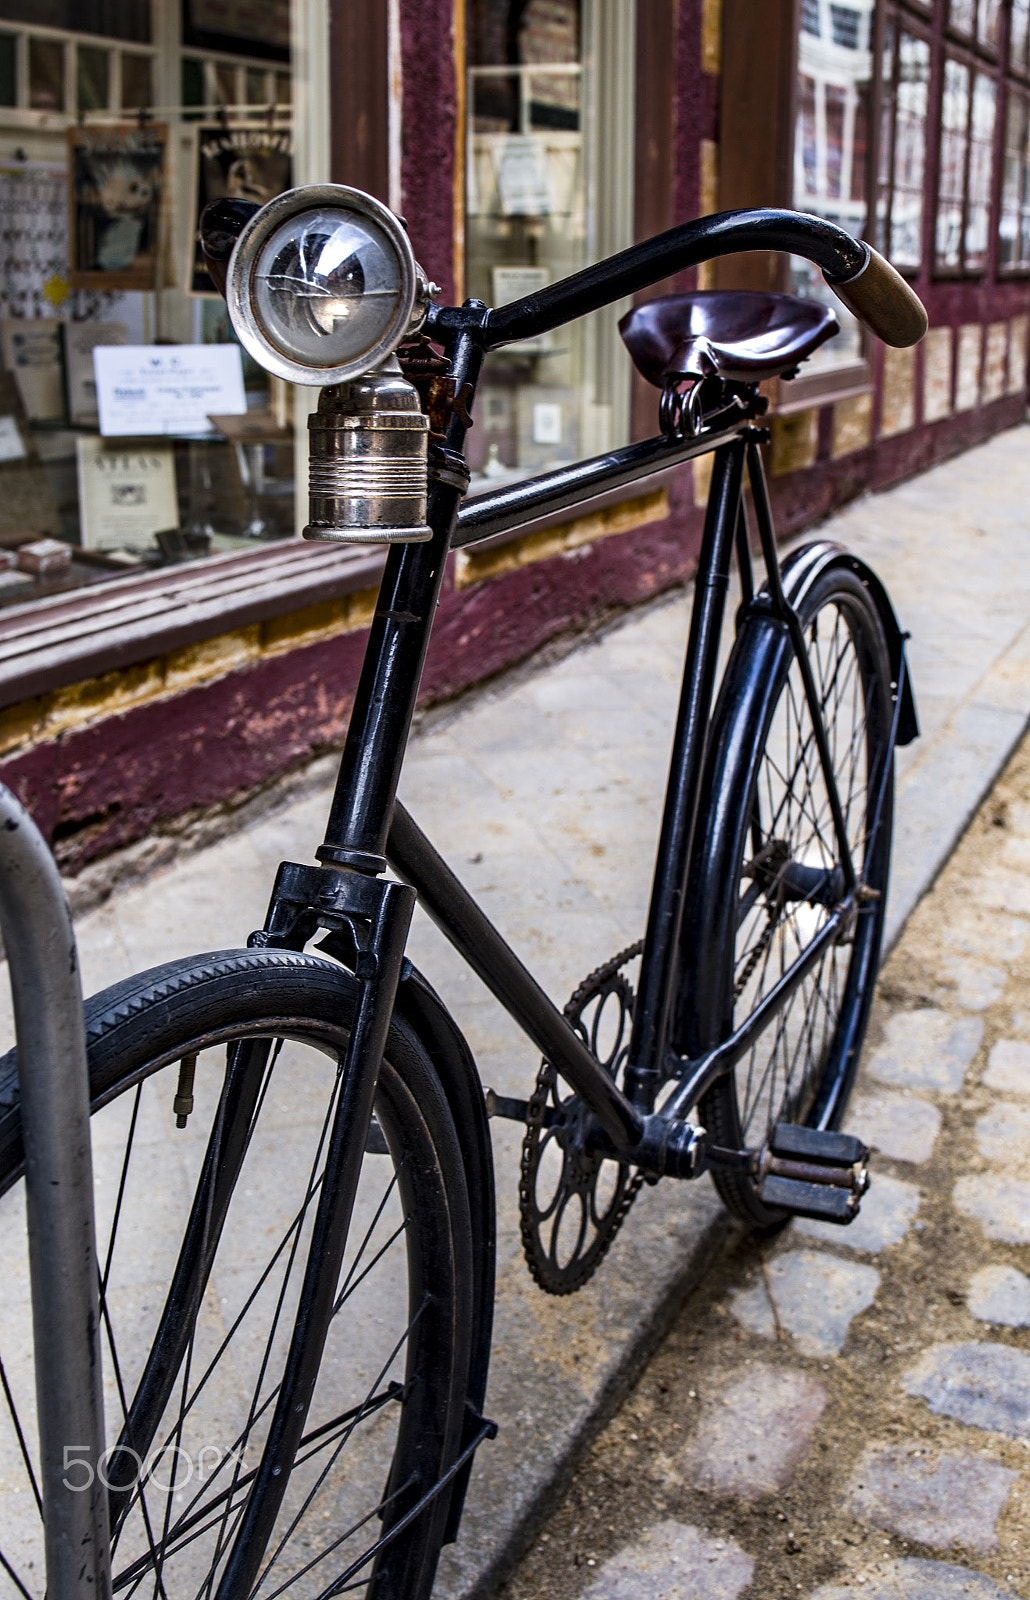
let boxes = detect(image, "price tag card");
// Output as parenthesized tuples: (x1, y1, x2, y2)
(94, 344, 246, 437)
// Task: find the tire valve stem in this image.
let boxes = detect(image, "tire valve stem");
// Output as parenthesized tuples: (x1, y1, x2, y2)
(173, 1054, 198, 1129)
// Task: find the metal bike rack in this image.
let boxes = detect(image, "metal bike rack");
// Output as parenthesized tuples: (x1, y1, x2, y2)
(0, 784, 111, 1600)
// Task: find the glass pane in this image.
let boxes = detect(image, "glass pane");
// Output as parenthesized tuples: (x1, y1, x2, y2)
(120, 52, 152, 109)
(801, 0, 821, 35)
(214, 62, 236, 106)
(936, 57, 970, 268)
(979, 0, 1003, 50)
(0, 33, 15, 107)
(891, 33, 930, 269)
(28, 37, 64, 111)
(875, 20, 895, 253)
(0, 1, 149, 42)
(965, 72, 996, 269)
(467, 0, 600, 485)
(791, 0, 873, 366)
(999, 90, 1026, 267)
(1013, 0, 1030, 73)
(246, 66, 268, 105)
(77, 46, 110, 113)
(182, 55, 204, 111)
(949, 0, 975, 35)
(275, 72, 291, 105)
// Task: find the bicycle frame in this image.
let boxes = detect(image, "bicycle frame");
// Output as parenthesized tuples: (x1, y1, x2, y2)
(256, 204, 915, 1178)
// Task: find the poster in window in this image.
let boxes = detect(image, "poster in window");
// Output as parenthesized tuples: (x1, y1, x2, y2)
(189, 125, 293, 295)
(67, 125, 168, 292)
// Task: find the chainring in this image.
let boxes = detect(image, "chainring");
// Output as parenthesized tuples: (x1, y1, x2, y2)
(519, 941, 645, 1295)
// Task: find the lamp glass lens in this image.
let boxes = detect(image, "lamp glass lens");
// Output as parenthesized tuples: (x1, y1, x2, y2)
(252, 207, 404, 368)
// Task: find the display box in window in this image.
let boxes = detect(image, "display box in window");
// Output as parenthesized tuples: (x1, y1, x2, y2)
(67, 125, 168, 292)
(75, 438, 178, 552)
(189, 125, 293, 294)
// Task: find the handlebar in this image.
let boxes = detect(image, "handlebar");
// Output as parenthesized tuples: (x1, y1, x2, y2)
(200, 196, 927, 354)
(482, 207, 927, 351)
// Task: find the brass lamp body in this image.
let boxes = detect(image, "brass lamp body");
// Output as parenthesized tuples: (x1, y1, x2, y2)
(304, 361, 431, 545)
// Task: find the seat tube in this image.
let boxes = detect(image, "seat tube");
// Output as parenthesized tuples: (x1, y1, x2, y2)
(317, 320, 486, 874)
(623, 437, 746, 1106)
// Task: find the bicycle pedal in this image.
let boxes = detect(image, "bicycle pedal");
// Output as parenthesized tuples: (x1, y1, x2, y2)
(769, 1123, 869, 1167)
(758, 1123, 870, 1225)
(758, 1173, 861, 1223)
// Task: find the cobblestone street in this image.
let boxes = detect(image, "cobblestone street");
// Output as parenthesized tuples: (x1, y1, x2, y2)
(500, 730, 1030, 1599)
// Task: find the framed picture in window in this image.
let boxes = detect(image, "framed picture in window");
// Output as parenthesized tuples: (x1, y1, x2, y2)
(188, 124, 293, 294)
(67, 124, 168, 292)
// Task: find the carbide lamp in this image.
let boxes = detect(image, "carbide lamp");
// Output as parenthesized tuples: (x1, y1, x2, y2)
(224, 184, 433, 544)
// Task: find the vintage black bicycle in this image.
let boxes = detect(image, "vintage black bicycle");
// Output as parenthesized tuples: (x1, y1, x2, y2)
(0, 189, 924, 1599)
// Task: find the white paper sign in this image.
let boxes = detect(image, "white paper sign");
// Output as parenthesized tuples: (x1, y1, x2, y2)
(0, 416, 26, 463)
(496, 136, 553, 216)
(76, 438, 179, 549)
(94, 344, 246, 437)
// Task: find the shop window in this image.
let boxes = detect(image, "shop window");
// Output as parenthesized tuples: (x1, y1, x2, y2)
(947, 0, 1003, 51)
(791, 0, 873, 370)
(934, 55, 996, 272)
(999, 84, 1030, 269)
(875, 25, 930, 271)
(0, 0, 300, 614)
(465, 0, 635, 487)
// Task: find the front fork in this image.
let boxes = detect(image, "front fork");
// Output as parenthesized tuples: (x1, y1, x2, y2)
(212, 865, 416, 1600)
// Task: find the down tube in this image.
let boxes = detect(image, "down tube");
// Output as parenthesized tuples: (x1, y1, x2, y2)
(623, 438, 746, 1108)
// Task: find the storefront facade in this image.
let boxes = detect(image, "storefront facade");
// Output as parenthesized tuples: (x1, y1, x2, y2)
(0, 0, 1025, 877)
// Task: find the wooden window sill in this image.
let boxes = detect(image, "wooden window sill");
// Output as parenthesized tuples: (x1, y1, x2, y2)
(0, 541, 387, 709)
(765, 361, 873, 415)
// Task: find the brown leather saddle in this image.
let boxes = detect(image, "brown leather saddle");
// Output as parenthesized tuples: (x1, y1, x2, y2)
(618, 291, 839, 387)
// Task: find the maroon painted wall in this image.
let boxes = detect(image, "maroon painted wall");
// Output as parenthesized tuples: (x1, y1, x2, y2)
(1, 467, 702, 874)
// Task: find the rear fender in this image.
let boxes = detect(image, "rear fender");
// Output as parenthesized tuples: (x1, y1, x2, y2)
(775, 541, 919, 745)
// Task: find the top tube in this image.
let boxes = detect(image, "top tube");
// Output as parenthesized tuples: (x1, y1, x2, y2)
(473, 207, 867, 350)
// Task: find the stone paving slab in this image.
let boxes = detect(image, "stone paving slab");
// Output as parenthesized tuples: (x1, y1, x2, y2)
(579, 1521, 754, 1599)
(967, 1264, 1030, 1327)
(674, 1364, 827, 1499)
(845, 1445, 1017, 1551)
(812, 1559, 1013, 1599)
(953, 1173, 1030, 1243)
(729, 1249, 880, 1355)
(866, 1010, 984, 1093)
(983, 1038, 1030, 1095)
(841, 1090, 941, 1165)
(902, 1341, 1030, 1439)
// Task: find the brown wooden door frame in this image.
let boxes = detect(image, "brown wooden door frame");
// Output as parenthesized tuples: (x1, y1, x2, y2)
(716, 0, 800, 291)
(329, 0, 390, 201)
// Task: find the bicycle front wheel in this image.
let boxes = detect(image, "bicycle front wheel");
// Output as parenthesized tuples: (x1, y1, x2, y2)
(0, 949, 476, 1600)
(678, 558, 894, 1225)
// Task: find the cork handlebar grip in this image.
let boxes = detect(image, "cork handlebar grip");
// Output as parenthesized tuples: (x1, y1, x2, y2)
(823, 245, 928, 348)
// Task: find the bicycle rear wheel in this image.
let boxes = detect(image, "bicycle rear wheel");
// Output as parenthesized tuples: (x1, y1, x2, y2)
(677, 559, 894, 1225)
(0, 949, 476, 1600)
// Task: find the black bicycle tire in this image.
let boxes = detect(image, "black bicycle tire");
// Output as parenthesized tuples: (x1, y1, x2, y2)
(0, 947, 476, 1600)
(678, 563, 894, 1225)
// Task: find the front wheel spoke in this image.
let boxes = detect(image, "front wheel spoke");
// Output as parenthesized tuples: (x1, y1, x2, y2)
(255, 1298, 431, 1600)
(0, 1351, 42, 1516)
